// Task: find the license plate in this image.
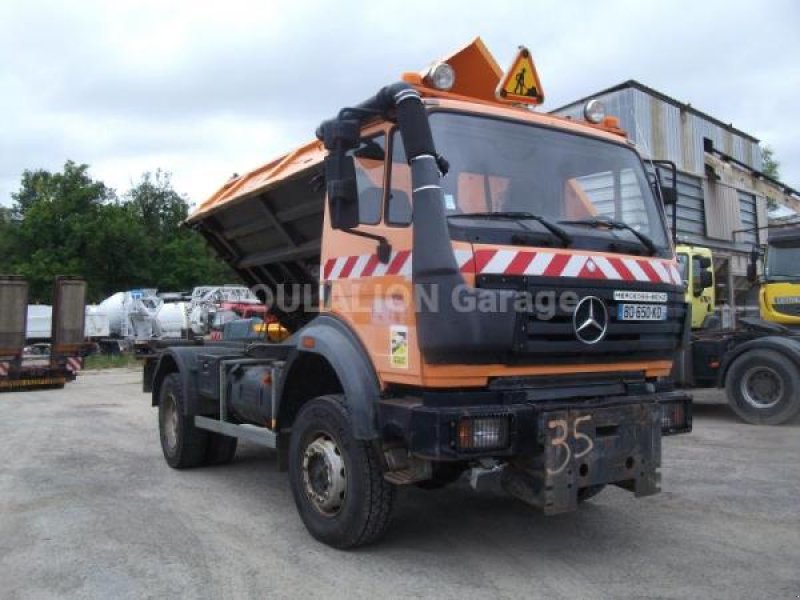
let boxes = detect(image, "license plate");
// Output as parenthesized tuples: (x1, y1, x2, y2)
(617, 303, 667, 321)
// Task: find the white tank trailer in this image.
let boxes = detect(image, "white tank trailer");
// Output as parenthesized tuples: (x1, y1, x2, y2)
(25, 305, 110, 342)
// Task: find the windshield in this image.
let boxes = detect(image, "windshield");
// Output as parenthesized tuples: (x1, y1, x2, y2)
(390, 112, 669, 251)
(766, 244, 800, 280)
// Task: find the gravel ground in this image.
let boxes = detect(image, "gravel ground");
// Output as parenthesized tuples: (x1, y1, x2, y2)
(1, 370, 798, 600)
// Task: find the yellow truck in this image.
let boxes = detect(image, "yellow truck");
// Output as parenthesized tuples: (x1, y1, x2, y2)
(668, 239, 800, 425)
(144, 39, 691, 548)
(759, 225, 800, 327)
(676, 245, 715, 329)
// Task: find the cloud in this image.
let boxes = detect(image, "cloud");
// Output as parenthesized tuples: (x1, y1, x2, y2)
(1, 0, 799, 208)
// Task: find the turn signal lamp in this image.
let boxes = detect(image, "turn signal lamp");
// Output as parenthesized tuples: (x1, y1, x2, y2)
(660, 398, 692, 435)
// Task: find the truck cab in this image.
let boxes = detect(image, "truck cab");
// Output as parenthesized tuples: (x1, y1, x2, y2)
(759, 226, 800, 328)
(146, 39, 692, 548)
(676, 244, 715, 328)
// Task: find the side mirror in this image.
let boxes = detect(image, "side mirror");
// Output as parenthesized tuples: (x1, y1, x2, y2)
(698, 256, 712, 269)
(325, 153, 359, 230)
(318, 118, 362, 231)
(700, 270, 713, 291)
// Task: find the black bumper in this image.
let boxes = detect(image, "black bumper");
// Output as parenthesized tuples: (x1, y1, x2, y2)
(379, 389, 691, 514)
(379, 391, 691, 461)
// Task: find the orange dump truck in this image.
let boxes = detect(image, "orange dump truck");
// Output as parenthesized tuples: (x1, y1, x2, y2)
(144, 39, 692, 548)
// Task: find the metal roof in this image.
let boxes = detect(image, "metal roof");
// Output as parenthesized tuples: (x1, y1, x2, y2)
(550, 79, 760, 144)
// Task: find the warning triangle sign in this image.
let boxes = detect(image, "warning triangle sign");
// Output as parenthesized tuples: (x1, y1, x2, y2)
(496, 46, 544, 105)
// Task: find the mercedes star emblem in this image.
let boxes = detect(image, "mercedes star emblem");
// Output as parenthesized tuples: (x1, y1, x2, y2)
(573, 296, 609, 345)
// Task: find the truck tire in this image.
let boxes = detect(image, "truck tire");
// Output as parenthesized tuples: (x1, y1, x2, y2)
(205, 433, 238, 466)
(725, 349, 800, 425)
(158, 373, 208, 468)
(288, 395, 395, 549)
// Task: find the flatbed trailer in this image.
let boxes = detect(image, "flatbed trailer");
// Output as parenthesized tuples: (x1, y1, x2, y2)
(1, 275, 88, 391)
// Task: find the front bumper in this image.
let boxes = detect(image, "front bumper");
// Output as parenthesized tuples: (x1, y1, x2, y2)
(379, 390, 691, 461)
(379, 391, 691, 512)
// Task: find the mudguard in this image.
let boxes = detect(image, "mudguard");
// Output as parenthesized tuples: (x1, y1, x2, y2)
(281, 315, 381, 440)
(150, 345, 237, 416)
(718, 334, 800, 386)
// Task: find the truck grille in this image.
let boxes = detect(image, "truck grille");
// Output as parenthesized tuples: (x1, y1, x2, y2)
(772, 303, 800, 317)
(478, 275, 686, 364)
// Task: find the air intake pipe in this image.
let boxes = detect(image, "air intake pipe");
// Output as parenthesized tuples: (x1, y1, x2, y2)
(318, 83, 516, 362)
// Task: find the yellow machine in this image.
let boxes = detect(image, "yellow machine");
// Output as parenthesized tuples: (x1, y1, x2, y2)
(676, 244, 715, 329)
(758, 226, 800, 327)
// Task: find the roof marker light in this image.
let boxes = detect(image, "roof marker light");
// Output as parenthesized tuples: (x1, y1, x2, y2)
(584, 99, 606, 124)
(424, 62, 456, 91)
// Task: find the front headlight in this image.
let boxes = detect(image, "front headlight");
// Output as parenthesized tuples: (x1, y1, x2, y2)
(456, 415, 511, 450)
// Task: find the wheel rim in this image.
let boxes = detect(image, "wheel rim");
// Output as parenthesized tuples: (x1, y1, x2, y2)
(302, 434, 346, 516)
(741, 365, 784, 409)
(161, 392, 179, 453)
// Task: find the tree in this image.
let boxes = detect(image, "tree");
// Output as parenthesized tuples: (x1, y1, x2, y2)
(124, 170, 189, 239)
(10, 161, 115, 300)
(0, 206, 16, 270)
(124, 171, 233, 290)
(761, 146, 781, 210)
(762, 146, 780, 180)
(5, 162, 235, 302)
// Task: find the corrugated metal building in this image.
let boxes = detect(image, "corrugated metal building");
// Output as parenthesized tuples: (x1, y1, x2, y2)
(552, 80, 772, 308)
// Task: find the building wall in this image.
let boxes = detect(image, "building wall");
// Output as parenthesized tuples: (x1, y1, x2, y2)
(553, 83, 767, 266)
(663, 171, 706, 244)
(552, 84, 762, 176)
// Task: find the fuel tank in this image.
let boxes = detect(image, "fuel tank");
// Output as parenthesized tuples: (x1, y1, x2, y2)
(227, 363, 274, 425)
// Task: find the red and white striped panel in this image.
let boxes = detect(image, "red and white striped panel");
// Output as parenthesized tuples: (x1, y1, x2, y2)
(324, 250, 411, 281)
(324, 248, 681, 286)
(0, 362, 9, 377)
(464, 249, 682, 285)
(66, 357, 82, 373)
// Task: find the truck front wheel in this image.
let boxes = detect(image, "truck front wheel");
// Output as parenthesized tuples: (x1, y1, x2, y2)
(288, 395, 395, 549)
(726, 349, 800, 425)
(158, 373, 209, 468)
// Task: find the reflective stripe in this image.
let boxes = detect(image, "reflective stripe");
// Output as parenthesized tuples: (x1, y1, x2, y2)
(623, 258, 651, 282)
(322, 249, 680, 285)
(524, 252, 555, 275)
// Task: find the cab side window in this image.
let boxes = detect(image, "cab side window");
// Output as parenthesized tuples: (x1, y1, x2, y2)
(350, 135, 386, 226)
(387, 133, 413, 226)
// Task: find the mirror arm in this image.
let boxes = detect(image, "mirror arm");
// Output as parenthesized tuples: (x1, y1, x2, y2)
(343, 228, 392, 264)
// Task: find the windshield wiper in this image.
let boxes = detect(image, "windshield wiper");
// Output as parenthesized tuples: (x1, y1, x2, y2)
(558, 216, 658, 256)
(448, 211, 572, 247)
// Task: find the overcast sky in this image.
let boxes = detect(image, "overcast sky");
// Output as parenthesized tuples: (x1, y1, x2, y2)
(1, 0, 798, 209)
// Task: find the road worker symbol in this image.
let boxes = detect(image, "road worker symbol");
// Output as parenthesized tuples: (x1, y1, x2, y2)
(513, 68, 528, 95)
(497, 46, 544, 105)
